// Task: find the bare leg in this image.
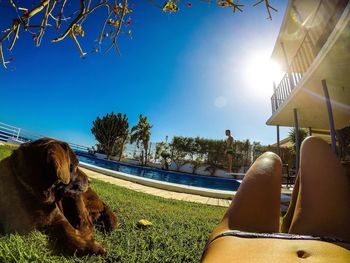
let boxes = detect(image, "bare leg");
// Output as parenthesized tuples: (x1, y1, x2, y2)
(288, 137, 350, 241)
(227, 154, 233, 173)
(208, 152, 282, 242)
(281, 173, 299, 233)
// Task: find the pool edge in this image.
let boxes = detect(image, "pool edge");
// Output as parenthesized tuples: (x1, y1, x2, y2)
(79, 162, 235, 199)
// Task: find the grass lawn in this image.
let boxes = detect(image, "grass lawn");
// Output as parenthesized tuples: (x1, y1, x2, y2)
(0, 143, 18, 161)
(0, 144, 226, 262)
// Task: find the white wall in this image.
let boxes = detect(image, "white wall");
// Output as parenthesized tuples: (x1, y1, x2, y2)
(90, 156, 245, 179)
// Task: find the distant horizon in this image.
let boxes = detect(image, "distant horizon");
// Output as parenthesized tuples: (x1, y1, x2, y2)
(0, 0, 290, 147)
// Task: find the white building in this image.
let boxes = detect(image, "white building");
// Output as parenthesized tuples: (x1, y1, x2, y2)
(267, 0, 350, 169)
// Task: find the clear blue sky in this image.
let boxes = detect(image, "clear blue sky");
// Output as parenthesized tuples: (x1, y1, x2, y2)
(0, 0, 290, 147)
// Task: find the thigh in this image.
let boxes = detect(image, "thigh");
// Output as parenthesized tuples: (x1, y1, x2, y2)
(288, 137, 350, 240)
(208, 152, 282, 241)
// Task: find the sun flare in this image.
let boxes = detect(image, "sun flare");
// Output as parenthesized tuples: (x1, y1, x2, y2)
(243, 52, 285, 97)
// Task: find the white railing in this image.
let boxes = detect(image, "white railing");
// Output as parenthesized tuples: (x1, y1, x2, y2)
(271, 0, 349, 114)
(0, 121, 21, 142)
(0, 121, 89, 153)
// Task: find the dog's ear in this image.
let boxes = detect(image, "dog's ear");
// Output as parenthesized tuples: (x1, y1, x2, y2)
(47, 143, 71, 185)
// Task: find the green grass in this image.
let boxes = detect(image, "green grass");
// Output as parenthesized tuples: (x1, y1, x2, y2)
(0, 144, 226, 262)
(0, 143, 17, 160)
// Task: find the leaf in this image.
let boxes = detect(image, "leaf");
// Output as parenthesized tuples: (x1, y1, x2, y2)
(137, 219, 153, 227)
(162, 1, 179, 13)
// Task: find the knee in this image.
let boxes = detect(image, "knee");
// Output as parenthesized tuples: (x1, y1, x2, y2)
(300, 136, 328, 155)
(255, 152, 282, 171)
(302, 136, 327, 147)
(259, 152, 282, 164)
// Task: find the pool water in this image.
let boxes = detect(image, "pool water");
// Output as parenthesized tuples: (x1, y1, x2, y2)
(78, 154, 241, 191)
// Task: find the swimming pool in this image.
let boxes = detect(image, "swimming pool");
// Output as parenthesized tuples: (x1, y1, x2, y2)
(77, 154, 241, 191)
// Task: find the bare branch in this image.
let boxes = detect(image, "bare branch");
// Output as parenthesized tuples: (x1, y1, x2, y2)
(56, 0, 67, 30)
(9, 0, 28, 13)
(0, 44, 7, 68)
(253, 0, 277, 20)
(8, 23, 20, 51)
(99, 11, 114, 44)
(0, 0, 51, 51)
(106, 0, 128, 54)
(0, 0, 277, 68)
(24, 0, 50, 20)
(70, 30, 86, 57)
(218, 0, 244, 12)
(52, 1, 109, 43)
(36, 0, 58, 47)
(52, 0, 86, 43)
(80, 0, 93, 25)
(0, 28, 14, 43)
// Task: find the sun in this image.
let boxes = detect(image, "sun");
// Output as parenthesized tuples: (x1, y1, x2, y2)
(243, 52, 285, 97)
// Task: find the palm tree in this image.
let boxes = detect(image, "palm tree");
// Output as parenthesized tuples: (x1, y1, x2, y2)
(130, 114, 152, 165)
(288, 128, 308, 154)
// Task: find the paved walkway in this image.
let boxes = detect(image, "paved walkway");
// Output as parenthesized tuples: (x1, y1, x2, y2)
(80, 167, 232, 207)
(81, 167, 293, 211)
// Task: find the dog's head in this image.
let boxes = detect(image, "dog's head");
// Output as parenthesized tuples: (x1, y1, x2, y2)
(12, 138, 89, 204)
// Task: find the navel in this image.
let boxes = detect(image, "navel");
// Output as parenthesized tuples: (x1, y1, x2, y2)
(296, 250, 310, 259)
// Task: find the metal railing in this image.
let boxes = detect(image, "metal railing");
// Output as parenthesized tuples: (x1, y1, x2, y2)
(271, 0, 349, 114)
(69, 142, 90, 153)
(0, 122, 21, 142)
(0, 121, 89, 153)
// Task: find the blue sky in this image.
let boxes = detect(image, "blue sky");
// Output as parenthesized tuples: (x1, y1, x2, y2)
(0, 0, 290, 147)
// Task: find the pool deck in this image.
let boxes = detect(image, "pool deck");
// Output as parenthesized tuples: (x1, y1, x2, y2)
(80, 167, 293, 209)
(80, 167, 232, 207)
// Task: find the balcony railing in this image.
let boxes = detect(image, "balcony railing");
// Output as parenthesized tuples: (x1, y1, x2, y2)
(271, 0, 349, 114)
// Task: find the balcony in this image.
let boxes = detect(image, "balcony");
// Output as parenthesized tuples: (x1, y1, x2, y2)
(270, 0, 349, 114)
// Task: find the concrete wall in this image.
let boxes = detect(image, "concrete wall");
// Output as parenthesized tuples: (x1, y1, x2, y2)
(88, 155, 245, 179)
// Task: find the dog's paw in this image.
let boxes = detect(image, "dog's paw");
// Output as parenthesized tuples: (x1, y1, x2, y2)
(89, 241, 107, 256)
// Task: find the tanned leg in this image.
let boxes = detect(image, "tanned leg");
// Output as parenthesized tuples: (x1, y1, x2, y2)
(202, 145, 350, 263)
(227, 154, 233, 173)
(281, 173, 299, 233)
(208, 152, 282, 242)
(288, 137, 350, 241)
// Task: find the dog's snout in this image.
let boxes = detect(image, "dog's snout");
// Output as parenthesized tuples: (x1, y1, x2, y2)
(70, 174, 89, 193)
(72, 184, 80, 191)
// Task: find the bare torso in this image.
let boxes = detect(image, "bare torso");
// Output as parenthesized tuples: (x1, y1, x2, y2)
(226, 136, 233, 149)
(202, 237, 350, 263)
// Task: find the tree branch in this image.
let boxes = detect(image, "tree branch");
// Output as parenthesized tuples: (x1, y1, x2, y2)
(253, 0, 277, 20)
(0, 0, 277, 68)
(106, 0, 128, 54)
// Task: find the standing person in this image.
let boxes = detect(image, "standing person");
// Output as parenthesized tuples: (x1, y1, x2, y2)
(225, 129, 234, 174)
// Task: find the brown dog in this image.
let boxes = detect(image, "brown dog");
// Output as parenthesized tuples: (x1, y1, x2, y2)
(57, 177, 118, 235)
(0, 138, 117, 256)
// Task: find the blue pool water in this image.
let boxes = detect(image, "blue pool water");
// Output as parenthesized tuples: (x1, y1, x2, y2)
(77, 154, 241, 191)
